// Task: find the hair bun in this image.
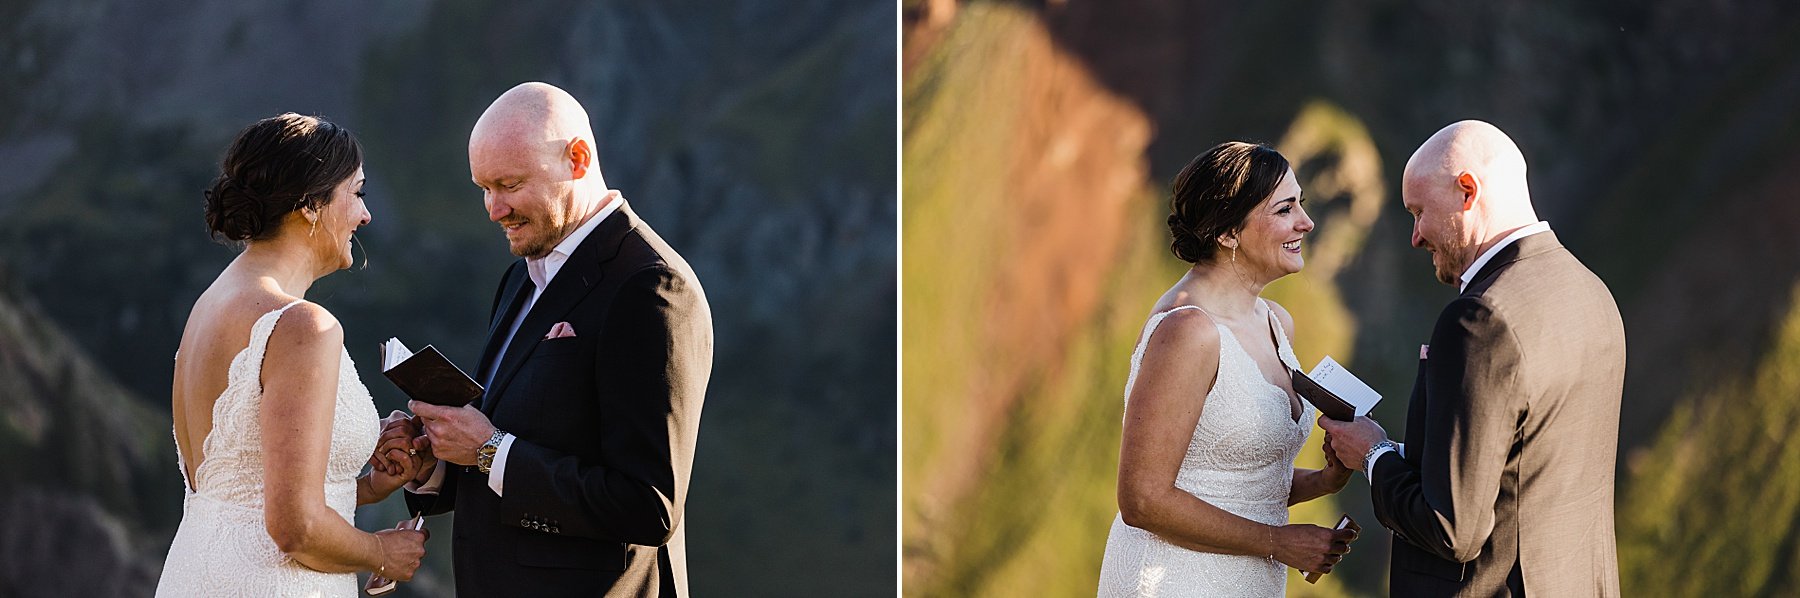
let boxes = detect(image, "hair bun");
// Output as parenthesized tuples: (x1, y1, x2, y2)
(1168, 213, 1204, 263)
(203, 176, 268, 242)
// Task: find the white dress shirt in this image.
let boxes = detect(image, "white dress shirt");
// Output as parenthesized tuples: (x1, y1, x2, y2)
(412, 196, 622, 497)
(1364, 221, 1551, 479)
(1459, 221, 1551, 292)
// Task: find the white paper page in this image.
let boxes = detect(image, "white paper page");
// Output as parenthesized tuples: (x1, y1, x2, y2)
(1307, 356, 1382, 416)
(381, 337, 414, 372)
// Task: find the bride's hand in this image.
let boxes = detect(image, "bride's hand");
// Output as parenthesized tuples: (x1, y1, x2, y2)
(368, 411, 422, 476)
(1320, 432, 1352, 492)
(1271, 523, 1356, 574)
(405, 434, 438, 485)
(365, 441, 424, 497)
(365, 415, 429, 497)
(373, 524, 428, 581)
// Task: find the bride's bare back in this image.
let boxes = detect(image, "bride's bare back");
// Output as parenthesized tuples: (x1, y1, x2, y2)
(169, 269, 302, 491)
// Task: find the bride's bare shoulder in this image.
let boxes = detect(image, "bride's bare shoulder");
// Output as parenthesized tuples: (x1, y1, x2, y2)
(184, 279, 334, 359)
(264, 300, 340, 351)
(1142, 306, 1221, 351)
(182, 284, 294, 344)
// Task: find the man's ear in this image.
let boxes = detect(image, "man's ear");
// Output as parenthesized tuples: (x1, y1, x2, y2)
(567, 138, 593, 180)
(1455, 172, 1480, 211)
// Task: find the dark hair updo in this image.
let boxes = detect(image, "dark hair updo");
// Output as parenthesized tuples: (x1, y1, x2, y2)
(203, 113, 363, 243)
(1166, 141, 1291, 263)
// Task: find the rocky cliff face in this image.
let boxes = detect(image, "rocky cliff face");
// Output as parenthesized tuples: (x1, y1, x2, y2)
(0, 288, 175, 596)
(0, 1, 895, 595)
(903, 4, 1155, 592)
(904, 1, 1800, 596)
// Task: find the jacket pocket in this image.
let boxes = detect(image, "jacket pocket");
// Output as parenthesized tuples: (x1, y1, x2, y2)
(513, 533, 626, 571)
(1394, 540, 1467, 582)
(531, 336, 584, 358)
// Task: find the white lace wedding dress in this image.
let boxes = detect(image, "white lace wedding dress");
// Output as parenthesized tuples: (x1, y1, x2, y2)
(1096, 301, 1314, 597)
(156, 300, 380, 598)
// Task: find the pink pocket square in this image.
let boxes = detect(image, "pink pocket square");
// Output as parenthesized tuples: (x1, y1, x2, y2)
(545, 322, 577, 339)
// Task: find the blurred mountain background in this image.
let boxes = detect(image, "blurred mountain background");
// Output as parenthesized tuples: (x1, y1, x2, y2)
(0, 1, 895, 596)
(903, 0, 1800, 596)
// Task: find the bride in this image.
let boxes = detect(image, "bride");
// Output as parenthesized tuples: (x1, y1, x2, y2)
(158, 113, 431, 596)
(1097, 142, 1358, 597)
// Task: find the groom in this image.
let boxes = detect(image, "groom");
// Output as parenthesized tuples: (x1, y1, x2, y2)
(1321, 121, 1625, 596)
(399, 82, 713, 596)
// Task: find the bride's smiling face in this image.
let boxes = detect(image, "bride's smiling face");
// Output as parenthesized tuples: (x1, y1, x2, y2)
(310, 166, 371, 271)
(1226, 168, 1313, 282)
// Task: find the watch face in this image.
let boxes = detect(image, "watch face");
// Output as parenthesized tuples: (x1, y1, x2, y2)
(476, 432, 504, 472)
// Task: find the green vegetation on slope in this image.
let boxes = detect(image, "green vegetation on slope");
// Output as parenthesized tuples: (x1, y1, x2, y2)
(1618, 282, 1800, 597)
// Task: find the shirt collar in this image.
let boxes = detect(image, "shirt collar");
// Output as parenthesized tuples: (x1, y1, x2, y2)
(527, 193, 623, 290)
(1459, 221, 1551, 292)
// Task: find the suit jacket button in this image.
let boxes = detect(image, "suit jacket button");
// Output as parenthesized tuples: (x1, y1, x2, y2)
(549, 526, 559, 534)
(521, 518, 531, 527)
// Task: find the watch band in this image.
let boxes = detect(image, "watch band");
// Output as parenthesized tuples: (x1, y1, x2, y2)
(1362, 439, 1399, 473)
(476, 429, 507, 474)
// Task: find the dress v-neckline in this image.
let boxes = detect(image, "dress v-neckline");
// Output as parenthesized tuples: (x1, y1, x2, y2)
(1214, 323, 1306, 426)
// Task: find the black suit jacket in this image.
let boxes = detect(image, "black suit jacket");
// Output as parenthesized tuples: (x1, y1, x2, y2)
(409, 200, 712, 597)
(1371, 232, 1624, 597)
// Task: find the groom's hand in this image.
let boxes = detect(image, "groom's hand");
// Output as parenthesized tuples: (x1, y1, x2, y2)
(1317, 415, 1388, 473)
(410, 400, 495, 466)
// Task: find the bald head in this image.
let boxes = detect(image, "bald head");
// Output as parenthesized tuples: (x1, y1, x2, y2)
(1400, 120, 1541, 286)
(470, 82, 603, 184)
(1402, 120, 1535, 224)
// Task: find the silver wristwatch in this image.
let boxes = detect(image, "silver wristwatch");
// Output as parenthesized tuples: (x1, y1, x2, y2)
(1362, 439, 1399, 473)
(475, 429, 508, 474)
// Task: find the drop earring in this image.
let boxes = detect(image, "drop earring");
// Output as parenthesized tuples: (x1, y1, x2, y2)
(1224, 237, 1256, 292)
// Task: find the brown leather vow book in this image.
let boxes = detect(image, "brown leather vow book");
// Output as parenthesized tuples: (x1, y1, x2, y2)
(1292, 371, 1358, 422)
(379, 338, 482, 407)
(1260, 315, 1379, 422)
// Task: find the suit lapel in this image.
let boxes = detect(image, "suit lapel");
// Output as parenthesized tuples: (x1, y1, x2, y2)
(481, 201, 641, 415)
(476, 262, 532, 393)
(1405, 354, 1428, 459)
